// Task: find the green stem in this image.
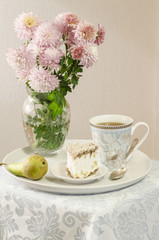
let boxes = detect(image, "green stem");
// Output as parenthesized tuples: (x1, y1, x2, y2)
(65, 43, 68, 56)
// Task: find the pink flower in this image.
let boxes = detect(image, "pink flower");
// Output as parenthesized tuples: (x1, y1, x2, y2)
(54, 12, 79, 35)
(66, 30, 77, 46)
(14, 12, 40, 41)
(81, 44, 98, 68)
(74, 21, 96, 44)
(6, 45, 36, 81)
(70, 45, 84, 60)
(70, 44, 98, 68)
(29, 66, 60, 93)
(94, 24, 105, 45)
(65, 12, 79, 26)
(27, 41, 44, 56)
(34, 21, 61, 48)
(39, 47, 63, 69)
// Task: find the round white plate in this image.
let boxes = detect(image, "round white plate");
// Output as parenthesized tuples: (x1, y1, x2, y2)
(2, 140, 152, 195)
(49, 161, 107, 184)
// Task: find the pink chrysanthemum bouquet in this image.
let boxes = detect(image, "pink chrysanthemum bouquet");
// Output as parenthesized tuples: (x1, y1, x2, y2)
(6, 12, 105, 153)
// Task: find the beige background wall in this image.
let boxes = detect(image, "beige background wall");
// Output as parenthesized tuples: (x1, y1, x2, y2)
(0, 0, 158, 160)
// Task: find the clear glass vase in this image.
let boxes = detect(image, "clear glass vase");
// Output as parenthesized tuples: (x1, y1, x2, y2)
(22, 88, 71, 155)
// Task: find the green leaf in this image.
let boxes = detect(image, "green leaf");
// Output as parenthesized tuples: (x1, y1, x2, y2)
(49, 101, 58, 111)
(60, 81, 68, 87)
(58, 75, 64, 81)
(48, 92, 54, 101)
(49, 94, 64, 119)
(67, 67, 73, 76)
(67, 57, 73, 66)
(59, 56, 65, 66)
(71, 75, 79, 89)
(64, 72, 68, 79)
(49, 102, 58, 119)
(60, 64, 67, 74)
(58, 104, 63, 115)
(75, 66, 83, 73)
(60, 87, 68, 96)
(66, 86, 72, 92)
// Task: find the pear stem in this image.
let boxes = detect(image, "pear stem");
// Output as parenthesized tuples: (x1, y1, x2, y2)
(0, 163, 7, 166)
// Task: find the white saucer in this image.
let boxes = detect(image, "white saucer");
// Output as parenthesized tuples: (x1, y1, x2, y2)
(49, 161, 107, 184)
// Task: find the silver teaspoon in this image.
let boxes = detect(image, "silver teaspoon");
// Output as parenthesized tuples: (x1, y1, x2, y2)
(109, 138, 139, 180)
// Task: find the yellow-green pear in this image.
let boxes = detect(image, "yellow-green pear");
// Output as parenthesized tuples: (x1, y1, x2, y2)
(5, 155, 48, 180)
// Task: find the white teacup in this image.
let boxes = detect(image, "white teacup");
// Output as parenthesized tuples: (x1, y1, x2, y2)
(89, 114, 149, 172)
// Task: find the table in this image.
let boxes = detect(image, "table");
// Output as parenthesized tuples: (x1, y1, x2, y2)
(1, 159, 159, 240)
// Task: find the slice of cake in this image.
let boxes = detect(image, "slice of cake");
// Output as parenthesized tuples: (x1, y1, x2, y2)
(66, 142, 99, 179)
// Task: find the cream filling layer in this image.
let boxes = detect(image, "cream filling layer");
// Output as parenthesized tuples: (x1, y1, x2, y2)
(66, 152, 98, 179)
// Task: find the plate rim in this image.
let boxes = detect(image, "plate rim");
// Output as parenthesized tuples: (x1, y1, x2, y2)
(2, 141, 152, 195)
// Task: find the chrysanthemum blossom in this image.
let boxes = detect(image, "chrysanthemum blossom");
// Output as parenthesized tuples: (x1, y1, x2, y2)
(65, 13, 79, 26)
(80, 44, 98, 68)
(70, 45, 84, 60)
(29, 66, 60, 93)
(6, 45, 36, 81)
(34, 21, 61, 48)
(74, 21, 96, 44)
(27, 41, 44, 56)
(94, 24, 105, 45)
(39, 47, 63, 69)
(39, 47, 63, 70)
(66, 30, 77, 46)
(14, 12, 40, 41)
(54, 12, 79, 35)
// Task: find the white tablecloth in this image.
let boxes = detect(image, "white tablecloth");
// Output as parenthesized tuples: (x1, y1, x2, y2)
(1, 159, 159, 240)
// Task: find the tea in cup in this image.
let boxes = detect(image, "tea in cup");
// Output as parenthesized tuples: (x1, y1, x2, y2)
(89, 114, 149, 172)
